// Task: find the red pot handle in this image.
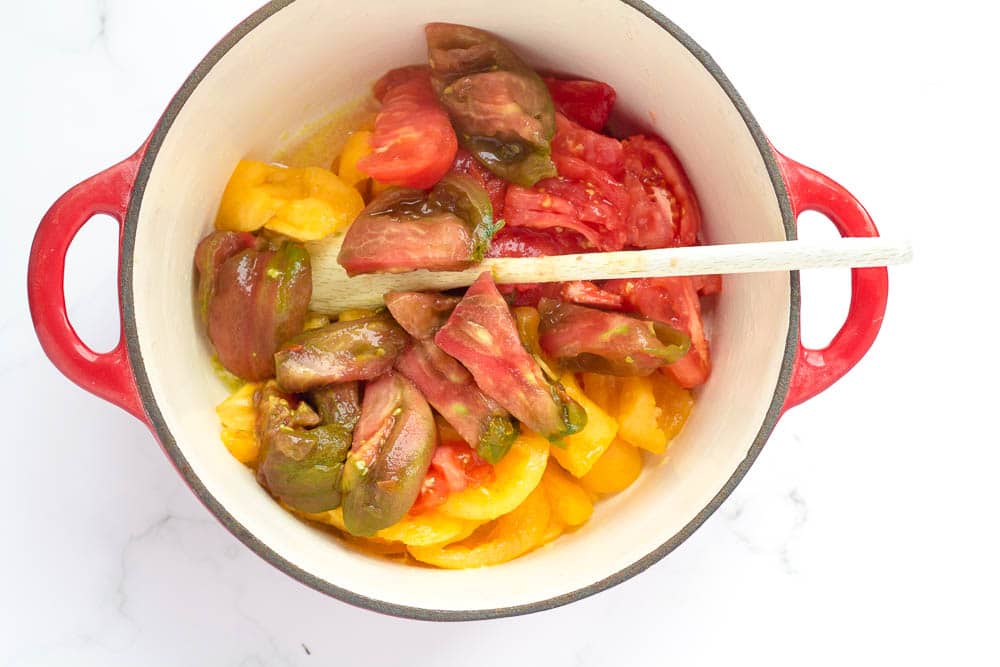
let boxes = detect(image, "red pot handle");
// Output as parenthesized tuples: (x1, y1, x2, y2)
(28, 145, 150, 425)
(775, 150, 889, 412)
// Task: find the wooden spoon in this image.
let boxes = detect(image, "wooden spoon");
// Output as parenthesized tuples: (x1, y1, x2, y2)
(308, 236, 912, 312)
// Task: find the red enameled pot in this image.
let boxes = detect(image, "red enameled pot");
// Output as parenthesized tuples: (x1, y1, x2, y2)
(27, 0, 887, 620)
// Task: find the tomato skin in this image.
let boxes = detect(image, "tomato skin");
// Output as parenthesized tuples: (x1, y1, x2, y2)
(436, 272, 587, 440)
(358, 67, 458, 190)
(372, 65, 429, 102)
(451, 149, 508, 217)
(544, 77, 617, 132)
(603, 277, 711, 388)
(622, 135, 703, 249)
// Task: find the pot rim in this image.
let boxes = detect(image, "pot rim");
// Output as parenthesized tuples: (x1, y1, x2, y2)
(120, 0, 800, 621)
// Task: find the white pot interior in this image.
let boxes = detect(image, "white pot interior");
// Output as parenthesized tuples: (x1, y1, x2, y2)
(130, 0, 791, 613)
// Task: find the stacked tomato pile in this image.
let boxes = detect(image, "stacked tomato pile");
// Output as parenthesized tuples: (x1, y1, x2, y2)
(196, 23, 719, 564)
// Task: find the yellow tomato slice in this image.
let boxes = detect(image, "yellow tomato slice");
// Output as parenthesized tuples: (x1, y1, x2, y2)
(375, 512, 481, 547)
(549, 374, 618, 477)
(300, 507, 477, 547)
(220, 428, 259, 465)
(579, 438, 643, 495)
(407, 486, 551, 569)
(215, 382, 260, 432)
(617, 375, 668, 454)
(337, 130, 374, 189)
(651, 372, 694, 442)
(541, 462, 594, 526)
(215, 160, 364, 241)
(216, 382, 261, 464)
(439, 430, 549, 521)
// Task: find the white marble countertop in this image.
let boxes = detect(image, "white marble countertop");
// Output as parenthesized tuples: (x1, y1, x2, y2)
(5, 1, 998, 664)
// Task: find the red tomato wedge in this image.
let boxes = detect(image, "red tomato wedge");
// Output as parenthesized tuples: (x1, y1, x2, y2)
(622, 135, 703, 249)
(551, 113, 625, 178)
(537, 298, 690, 377)
(435, 272, 586, 440)
(358, 67, 458, 190)
(504, 178, 627, 252)
(603, 277, 711, 388)
(395, 340, 518, 464)
(544, 77, 617, 132)
(551, 154, 629, 214)
(434, 441, 494, 492)
(372, 65, 429, 102)
(410, 467, 449, 514)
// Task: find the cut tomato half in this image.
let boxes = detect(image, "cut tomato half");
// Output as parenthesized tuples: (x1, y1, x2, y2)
(358, 66, 458, 190)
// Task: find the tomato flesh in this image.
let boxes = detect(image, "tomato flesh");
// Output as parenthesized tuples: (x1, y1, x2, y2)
(544, 77, 617, 132)
(622, 135, 702, 249)
(551, 113, 624, 178)
(560, 280, 623, 309)
(358, 67, 458, 190)
(411, 441, 494, 514)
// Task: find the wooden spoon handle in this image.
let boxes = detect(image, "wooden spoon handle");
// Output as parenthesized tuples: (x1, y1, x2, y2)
(309, 237, 912, 312)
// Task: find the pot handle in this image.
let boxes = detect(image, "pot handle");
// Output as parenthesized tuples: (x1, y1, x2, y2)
(27, 145, 150, 425)
(775, 150, 889, 411)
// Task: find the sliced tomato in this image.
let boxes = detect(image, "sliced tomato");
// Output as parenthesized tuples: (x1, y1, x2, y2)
(504, 176, 628, 252)
(395, 340, 518, 464)
(622, 135, 702, 249)
(487, 225, 590, 259)
(451, 148, 509, 217)
(372, 65, 430, 101)
(435, 272, 586, 440)
(552, 154, 629, 214)
(544, 78, 617, 132)
(552, 113, 625, 178)
(383, 291, 459, 340)
(337, 189, 476, 275)
(434, 441, 494, 491)
(411, 441, 494, 514)
(560, 280, 623, 309)
(357, 67, 458, 190)
(537, 298, 689, 376)
(503, 185, 606, 250)
(539, 178, 625, 246)
(486, 227, 589, 306)
(603, 277, 711, 388)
